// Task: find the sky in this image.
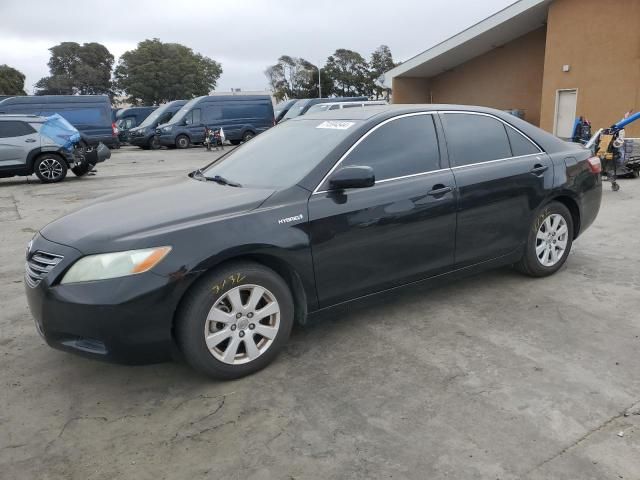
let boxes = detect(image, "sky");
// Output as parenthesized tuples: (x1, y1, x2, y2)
(0, 0, 515, 94)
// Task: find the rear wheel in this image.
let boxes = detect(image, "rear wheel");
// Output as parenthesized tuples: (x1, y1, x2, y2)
(230, 140, 241, 146)
(176, 261, 294, 379)
(242, 131, 255, 143)
(176, 135, 190, 149)
(515, 201, 573, 277)
(34, 155, 67, 183)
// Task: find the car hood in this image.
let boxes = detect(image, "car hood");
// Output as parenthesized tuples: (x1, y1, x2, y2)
(40, 179, 275, 254)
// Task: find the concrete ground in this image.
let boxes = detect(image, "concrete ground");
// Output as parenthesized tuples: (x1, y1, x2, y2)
(1, 146, 639, 480)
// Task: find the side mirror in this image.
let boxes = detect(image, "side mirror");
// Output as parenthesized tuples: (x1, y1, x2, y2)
(329, 166, 375, 190)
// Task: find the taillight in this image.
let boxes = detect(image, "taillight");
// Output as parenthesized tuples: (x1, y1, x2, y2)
(112, 122, 118, 136)
(587, 156, 602, 174)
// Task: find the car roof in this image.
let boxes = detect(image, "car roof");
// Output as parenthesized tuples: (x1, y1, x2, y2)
(0, 114, 46, 122)
(0, 95, 110, 106)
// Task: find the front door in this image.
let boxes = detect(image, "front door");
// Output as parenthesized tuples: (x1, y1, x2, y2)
(308, 113, 457, 307)
(185, 108, 204, 142)
(554, 89, 578, 139)
(440, 112, 554, 268)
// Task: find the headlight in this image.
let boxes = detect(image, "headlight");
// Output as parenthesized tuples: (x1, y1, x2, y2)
(61, 247, 171, 284)
(161, 126, 172, 132)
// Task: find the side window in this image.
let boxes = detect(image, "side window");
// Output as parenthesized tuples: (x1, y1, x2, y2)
(328, 104, 340, 110)
(443, 113, 511, 166)
(0, 121, 36, 138)
(506, 126, 540, 156)
(338, 114, 440, 182)
(192, 109, 201, 124)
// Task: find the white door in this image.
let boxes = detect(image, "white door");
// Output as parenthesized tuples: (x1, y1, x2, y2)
(555, 89, 577, 139)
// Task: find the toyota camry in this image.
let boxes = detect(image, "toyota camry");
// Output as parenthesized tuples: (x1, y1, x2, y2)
(24, 105, 602, 379)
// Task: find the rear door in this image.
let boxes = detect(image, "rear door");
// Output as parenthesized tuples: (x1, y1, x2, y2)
(440, 112, 552, 267)
(308, 113, 457, 307)
(0, 121, 38, 167)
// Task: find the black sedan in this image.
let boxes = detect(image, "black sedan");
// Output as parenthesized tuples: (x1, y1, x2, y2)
(24, 105, 602, 379)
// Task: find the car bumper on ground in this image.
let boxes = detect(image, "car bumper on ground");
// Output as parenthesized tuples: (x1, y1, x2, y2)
(24, 234, 190, 364)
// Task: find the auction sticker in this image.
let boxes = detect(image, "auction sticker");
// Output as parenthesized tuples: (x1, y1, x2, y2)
(316, 121, 355, 130)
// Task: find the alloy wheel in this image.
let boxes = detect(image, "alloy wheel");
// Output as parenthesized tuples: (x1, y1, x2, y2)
(38, 158, 64, 180)
(204, 284, 280, 365)
(535, 213, 569, 267)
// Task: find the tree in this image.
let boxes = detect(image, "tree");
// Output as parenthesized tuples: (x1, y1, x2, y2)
(323, 49, 370, 97)
(0, 65, 26, 95)
(369, 45, 396, 99)
(35, 42, 114, 96)
(265, 56, 320, 101)
(114, 39, 223, 105)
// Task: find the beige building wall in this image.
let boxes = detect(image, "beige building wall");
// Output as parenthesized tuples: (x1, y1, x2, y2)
(540, 0, 640, 137)
(429, 27, 547, 126)
(391, 77, 431, 103)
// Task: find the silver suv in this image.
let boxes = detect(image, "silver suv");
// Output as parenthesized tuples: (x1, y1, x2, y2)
(0, 114, 102, 183)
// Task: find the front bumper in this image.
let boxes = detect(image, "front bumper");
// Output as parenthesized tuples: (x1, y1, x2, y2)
(129, 134, 153, 147)
(24, 234, 191, 364)
(156, 133, 176, 146)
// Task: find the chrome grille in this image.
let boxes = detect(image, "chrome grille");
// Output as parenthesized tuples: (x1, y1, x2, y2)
(25, 251, 63, 288)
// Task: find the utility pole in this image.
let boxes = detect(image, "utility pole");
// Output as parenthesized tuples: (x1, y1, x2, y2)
(318, 66, 322, 98)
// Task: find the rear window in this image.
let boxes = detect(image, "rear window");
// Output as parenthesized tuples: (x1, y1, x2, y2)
(203, 119, 360, 188)
(443, 113, 511, 166)
(506, 126, 540, 156)
(0, 121, 36, 138)
(222, 104, 271, 119)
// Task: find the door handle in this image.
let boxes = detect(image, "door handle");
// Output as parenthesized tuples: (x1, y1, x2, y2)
(530, 164, 549, 175)
(25, 138, 36, 143)
(427, 185, 454, 197)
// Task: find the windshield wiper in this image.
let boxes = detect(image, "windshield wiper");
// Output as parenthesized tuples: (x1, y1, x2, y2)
(189, 169, 242, 187)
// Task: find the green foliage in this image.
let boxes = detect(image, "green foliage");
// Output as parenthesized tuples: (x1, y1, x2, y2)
(369, 45, 396, 99)
(266, 45, 396, 100)
(323, 49, 370, 97)
(0, 64, 26, 95)
(114, 39, 223, 105)
(265, 56, 320, 102)
(35, 42, 114, 96)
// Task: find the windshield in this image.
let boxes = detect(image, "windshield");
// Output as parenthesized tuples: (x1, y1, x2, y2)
(283, 99, 311, 120)
(167, 97, 202, 125)
(274, 100, 295, 117)
(138, 105, 173, 128)
(306, 104, 331, 114)
(202, 119, 360, 188)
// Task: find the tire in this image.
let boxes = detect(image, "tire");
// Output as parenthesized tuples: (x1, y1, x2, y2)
(242, 131, 255, 143)
(176, 261, 294, 379)
(34, 154, 68, 183)
(175, 135, 190, 149)
(230, 140, 241, 146)
(632, 169, 639, 179)
(515, 201, 574, 277)
(149, 136, 161, 150)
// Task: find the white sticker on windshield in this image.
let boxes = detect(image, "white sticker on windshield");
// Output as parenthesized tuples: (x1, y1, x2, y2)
(316, 121, 355, 130)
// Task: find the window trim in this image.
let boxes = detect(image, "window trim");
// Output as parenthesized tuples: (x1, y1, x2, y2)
(439, 111, 543, 168)
(313, 112, 440, 194)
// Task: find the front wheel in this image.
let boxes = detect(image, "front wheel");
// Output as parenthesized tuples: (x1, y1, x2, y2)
(515, 201, 574, 277)
(34, 155, 68, 183)
(175, 135, 190, 149)
(176, 261, 294, 379)
(149, 136, 161, 150)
